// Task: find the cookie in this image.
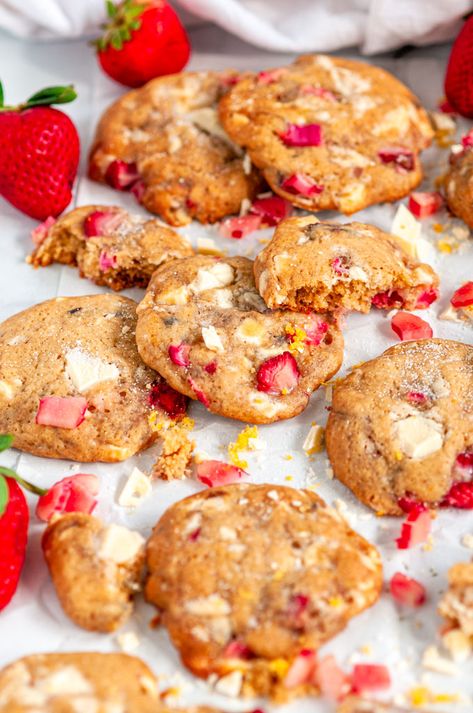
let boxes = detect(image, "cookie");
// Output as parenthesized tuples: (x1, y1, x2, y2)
(438, 560, 473, 661)
(254, 216, 439, 313)
(444, 140, 473, 228)
(0, 652, 220, 713)
(29, 205, 193, 291)
(326, 339, 473, 515)
(219, 54, 433, 213)
(146, 483, 382, 699)
(42, 513, 145, 633)
(89, 71, 261, 226)
(0, 294, 185, 462)
(136, 255, 343, 424)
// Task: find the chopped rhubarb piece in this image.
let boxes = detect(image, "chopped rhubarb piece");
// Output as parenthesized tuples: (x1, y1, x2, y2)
(36, 396, 87, 429)
(391, 312, 433, 341)
(223, 641, 252, 659)
(148, 378, 188, 419)
(304, 314, 329, 346)
(204, 360, 217, 375)
(31, 216, 56, 246)
(408, 192, 443, 219)
(287, 593, 309, 625)
(396, 508, 432, 549)
(441, 482, 473, 509)
(84, 210, 122, 238)
(105, 160, 140, 190)
(257, 68, 287, 84)
(300, 85, 337, 101)
(220, 73, 240, 87)
(352, 664, 391, 693)
(188, 377, 210, 407)
(256, 351, 300, 396)
(461, 129, 473, 147)
(188, 527, 201, 542)
(131, 179, 145, 203)
(455, 451, 473, 472)
(281, 173, 324, 197)
(390, 572, 426, 606)
(279, 123, 323, 147)
(284, 649, 317, 689)
(406, 391, 428, 405)
(36, 473, 99, 522)
(196, 459, 246, 487)
(250, 195, 292, 226)
(397, 496, 427, 514)
(378, 147, 415, 172)
(219, 214, 262, 239)
(168, 343, 191, 367)
(98, 250, 118, 272)
(331, 255, 350, 276)
(314, 655, 351, 701)
(451, 281, 473, 308)
(415, 288, 438, 309)
(371, 290, 404, 309)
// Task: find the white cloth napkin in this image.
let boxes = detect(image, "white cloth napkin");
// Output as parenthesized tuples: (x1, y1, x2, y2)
(0, 0, 471, 54)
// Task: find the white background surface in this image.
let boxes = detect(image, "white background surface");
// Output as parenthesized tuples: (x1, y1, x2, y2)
(0, 23, 473, 713)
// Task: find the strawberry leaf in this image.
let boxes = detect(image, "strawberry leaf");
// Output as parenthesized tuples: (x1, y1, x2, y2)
(106, 0, 118, 18)
(0, 475, 8, 518)
(0, 466, 47, 496)
(0, 80, 3, 108)
(24, 85, 77, 108)
(0, 434, 13, 453)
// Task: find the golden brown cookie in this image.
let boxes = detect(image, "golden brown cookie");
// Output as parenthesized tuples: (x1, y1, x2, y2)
(29, 205, 193, 291)
(42, 513, 145, 633)
(146, 483, 383, 699)
(326, 339, 473, 515)
(219, 54, 433, 213)
(89, 71, 261, 226)
(444, 139, 473, 229)
(136, 255, 343, 424)
(0, 294, 187, 462)
(438, 560, 473, 661)
(254, 216, 439, 313)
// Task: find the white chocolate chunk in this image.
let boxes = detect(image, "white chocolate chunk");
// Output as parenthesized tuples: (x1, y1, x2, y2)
(185, 594, 231, 616)
(236, 317, 265, 345)
(157, 286, 189, 305)
(116, 630, 140, 653)
(202, 325, 224, 353)
(422, 645, 458, 675)
(303, 424, 325, 455)
(391, 204, 422, 258)
(39, 667, 93, 696)
(65, 348, 119, 393)
(442, 628, 472, 662)
(118, 467, 151, 509)
(190, 262, 235, 292)
(393, 414, 443, 459)
(196, 237, 224, 256)
(0, 380, 16, 400)
(186, 107, 236, 150)
(214, 670, 243, 697)
(98, 524, 144, 564)
(347, 265, 368, 282)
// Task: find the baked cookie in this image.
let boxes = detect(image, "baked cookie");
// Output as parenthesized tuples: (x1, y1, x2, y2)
(219, 54, 433, 213)
(438, 560, 473, 661)
(29, 205, 193, 291)
(0, 294, 186, 462)
(326, 339, 473, 515)
(89, 71, 261, 226)
(0, 652, 220, 713)
(444, 135, 473, 229)
(136, 255, 343, 424)
(146, 483, 383, 699)
(42, 513, 145, 633)
(254, 216, 439, 313)
(338, 698, 421, 713)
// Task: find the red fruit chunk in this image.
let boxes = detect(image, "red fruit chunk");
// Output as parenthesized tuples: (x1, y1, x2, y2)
(300, 85, 337, 101)
(352, 664, 391, 693)
(314, 655, 351, 701)
(331, 255, 350, 276)
(451, 281, 473, 308)
(461, 130, 473, 148)
(168, 343, 191, 367)
(257, 68, 287, 84)
(406, 391, 428, 405)
(378, 147, 414, 172)
(31, 216, 56, 246)
(287, 593, 309, 625)
(396, 508, 432, 549)
(131, 179, 145, 203)
(105, 160, 140, 190)
(441, 482, 473, 509)
(408, 192, 443, 219)
(98, 250, 118, 272)
(415, 288, 438, 309)
(36, 396, 87, 429)
(219, 214, 262, 239)
(36, 473, 98, 523)
(223, 641, 252, 659)
(391, 312, 433, 341)
(284, 649, 317, 689)
(279, 123, 323, 147)
(371, 290, 404, 309)
(250, 195, 292, 226)
(281, 173, 324, 197)
(256, 351, 300, 396)
(390, 572, 426, 606)
(196, 460, 246, 488)
(204, 360, 217, 375)
(188, 377, 210, 407)
(84, 210, 122, 237)
(148, 378, 188, 419)
(0, 477, 29, 611)
(456, 451, 473, 472)
(397, 496, 427, 514)
(304, 314, 329, 346)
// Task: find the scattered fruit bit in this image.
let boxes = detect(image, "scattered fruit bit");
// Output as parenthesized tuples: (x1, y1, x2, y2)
(250, 195, 292, 226)
(415, 288, 438, 309)
(285, 323, 307, 354)
(406, 391, 428, 405)
(204, 360, 217, 375)
(36, 473, 99, 522)
(314, 655, 351, 701)
(390, 572, 426, 606)
(131, 179, 145, 203)
(31, 216, 56, 246)
(287, 593, 309, 624)
(352, 664, 391, 693)
(36, 396, 87, 429)
(98, 250, 118, 272)
(196, 460, 247, 487)
(256, 351, 300, 396)
(451, 281, 473, 308)
(84, 209, 122, 237)
(441, 482, 473, 509)
(284, 649, 317, 689)
(219, 214, 261, 239)
(302, 424, 325, 455)
(148, 378, 188, 419)
(408, 192, 443, 219)
(104, 159, 139, 190)
(279, 123, 323, 147)
(378, 147, 414, 172)
(391, 312, 433, 341)
(188, 377, 210, 407)
(228, 425, 260, 469)
(396, 508, 432, 549)
(281, 173, 324, 196)
(168, 342, 191, 367)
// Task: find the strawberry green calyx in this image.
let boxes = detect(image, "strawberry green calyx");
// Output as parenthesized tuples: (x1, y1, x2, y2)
(0, 82, 77, 112)
(0, 434, 47, 510)
(95, 0, 147, 51)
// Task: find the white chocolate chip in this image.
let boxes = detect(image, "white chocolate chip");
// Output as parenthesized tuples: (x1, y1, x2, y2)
(439, 304, 463, 323)
(157, 286, 189, 305)
(185, 594, 231, 616)
(422, 645, 458, 675)
(186, 107, 240, 154)
(393, 414, 443, 459)
(303, 424, 325, 455)
(347, 265, 368, 282)
(219, 526, 237, 540)
(202, 325, 224, 353)
(0, 380, 16, 400)
(391, 204, 422, 259)
(116, 630, 140, 653)
(118, 467, 151, 509)
(65, 348, 119, 393)
(242, 153, 252, 175)
(190, 263, 235, 292)
(214, 670, 243, 698)
(236, 317, 265, 345)
(39, 667, 93, 696)
(98, 524, 144, 564)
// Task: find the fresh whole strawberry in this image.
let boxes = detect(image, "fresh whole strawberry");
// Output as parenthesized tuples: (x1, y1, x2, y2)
(95, 0, 191, 88)
(445, 15, 473, 118)
(0, 83, 79, 220)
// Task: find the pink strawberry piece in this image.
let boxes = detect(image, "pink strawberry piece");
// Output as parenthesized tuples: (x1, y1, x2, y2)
(188, 527, 201, 542)
(304, 314, 328, 346)
(331, 256, 350, 276)
(441, 482, 473, 509)
(415, 288, 438, 309)
(371, 290, 404, 309)
(257, 68, 287, 84)
(284, 649, 317, 689)
(36, 473, 98, 522)
(279, 123, 323, 147)
(406, 391, 428, 405)
(300, 85, 337, 101)
(287, 593, 309, 624)
(378, 147, 415, 172)
(314, 655, 351, 701)
(83, 210, 122, 237)
(223, 641, 252, 659)
(36, 396, 87, 429)
(196, 460, 246, 487)
(188, 377, 210, 407)
(408, 192, 443, 219)
(148, 378, 188, 419)
(352, 664, 391, 693)
(204, 360, 217, 375)
(391, 312, 433, 341)
(131, 179, 145, 203)
(396, 508, 432, 549)
(168, 343, 191, 367)
(281, 173, 324, 197)
(98, 250, 118, 272)
(256, 351, 300, 396)
(31, 216, 56, 246)
(461, 129, 473, 147)
(390, 572, 426, 606)
(455, 451, 473, 472)
(219, 214, 261, 239)
(397, 496, 427, 514)
(105, 160, 140, 190)
(250, 195, 292, 226)
(451, 281, 473, 308)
